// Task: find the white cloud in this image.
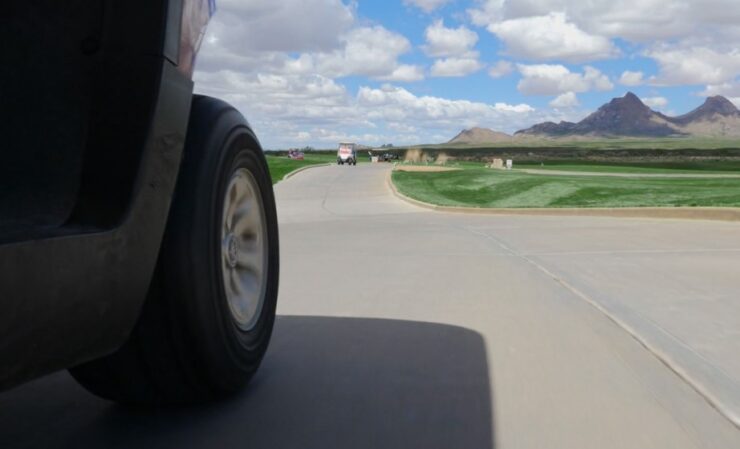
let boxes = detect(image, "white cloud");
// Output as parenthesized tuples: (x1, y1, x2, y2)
(468, 0, 740, 43)
(488, 60, 514, 78)
(701, 80, 740, 97)
(423, 20, 479, 57)
(517, 64, 614, 95)
(494, 102, 536, 113)
(647, 46, 740, 86)
(403, 0, 451, 13)
(307, 26, 421, 79)
(431, 57, 484, 77)
(468, 0, 740, 93)
(207, 0, 354, 54)
(549, 92, 579, 108)
(348, 84, 577, 141)
(197, 2, 422, 82)
(619, 70, 644, 86)
(642, 96, 668, 109)
(295, 131, 312, 141)
(487, 12, 618, 63)
(193, 1, 434, 148)
(357, 84, 534, 123)
(423, 20, 483, 78)
(377, 65, 426, 82)
(468, 0, 504, 27)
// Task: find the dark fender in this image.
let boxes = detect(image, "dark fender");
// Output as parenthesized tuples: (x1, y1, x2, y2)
(0, 61, 193, 391)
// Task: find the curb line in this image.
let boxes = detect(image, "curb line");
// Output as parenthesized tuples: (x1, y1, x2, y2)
(386, 169, 740, 222)
(278, 163, 332, 184)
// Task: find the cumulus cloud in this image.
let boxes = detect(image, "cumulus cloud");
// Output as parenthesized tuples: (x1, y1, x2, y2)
(377, 65, 426, 82)
(193, 1, 436, 148)
(467, 0, 740, 95)
(701, 80, 740, 98)
(301, 26, 424, 80)
(619, 70, 644, 86)
(357, 84, 534, 125)
(642, 96, 668, 109)
(351, 85, 578, 142)
(403, 0, 451, 13)
(549, 92, 579, 108)
(468, 0, 740, 43)
(197, 2, 422, 82)
(207, 0, 354, 54)
(423, 20, 479, 57)
(488, 60, 514, 78)
(486, 12, 618, 63)
(422, 20, 483, 78)
(647, 46, 740, 86)
(516, 64, 614, 95)
(431, 58, 484, 77)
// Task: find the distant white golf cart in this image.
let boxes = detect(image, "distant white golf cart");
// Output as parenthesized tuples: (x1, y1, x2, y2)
(337, 142, 357, 165)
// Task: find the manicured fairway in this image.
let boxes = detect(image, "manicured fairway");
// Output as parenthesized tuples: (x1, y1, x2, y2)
(392, 168, 740, 208)
(514, 161, 740, 174)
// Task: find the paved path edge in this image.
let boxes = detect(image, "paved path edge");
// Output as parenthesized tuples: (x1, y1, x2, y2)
(279, 163, 332, 183)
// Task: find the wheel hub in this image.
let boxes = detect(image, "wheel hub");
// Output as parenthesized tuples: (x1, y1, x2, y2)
(221, 168, 268, 331)
(225, 233, 239, 268)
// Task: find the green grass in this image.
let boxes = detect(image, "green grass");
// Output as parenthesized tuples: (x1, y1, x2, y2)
(266, 154, 336, 184)
(392, 167, 740, 208)
(514, 160, 740, 174)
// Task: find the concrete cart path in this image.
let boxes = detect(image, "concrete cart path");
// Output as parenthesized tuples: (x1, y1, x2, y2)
(274, 164, 740, 448)
(1, 164, 738, 449)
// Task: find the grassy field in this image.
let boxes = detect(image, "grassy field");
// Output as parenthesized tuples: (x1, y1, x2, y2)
(265, 154, 336, 184)
(514, 160, 740, 174)
(392, 164, 740, 208)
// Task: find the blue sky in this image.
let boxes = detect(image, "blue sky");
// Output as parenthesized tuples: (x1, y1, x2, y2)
(193, 0, 740, 149)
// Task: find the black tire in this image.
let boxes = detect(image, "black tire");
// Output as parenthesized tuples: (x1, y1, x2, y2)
(70, 95, 280, 405)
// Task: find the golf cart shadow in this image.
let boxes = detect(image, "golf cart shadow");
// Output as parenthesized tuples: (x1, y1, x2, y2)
(1, 316, 495, 449)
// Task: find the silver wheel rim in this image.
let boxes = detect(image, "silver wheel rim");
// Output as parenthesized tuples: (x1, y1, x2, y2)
(221, 167, 268, 331)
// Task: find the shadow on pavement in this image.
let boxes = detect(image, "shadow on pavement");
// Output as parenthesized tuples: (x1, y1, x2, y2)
(0, 316, 494, 449)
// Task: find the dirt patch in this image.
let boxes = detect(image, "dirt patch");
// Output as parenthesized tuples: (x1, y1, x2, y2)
(394, 165, 461, 172)
(404, 148, 424, 163)
(435, 152, 450, 165)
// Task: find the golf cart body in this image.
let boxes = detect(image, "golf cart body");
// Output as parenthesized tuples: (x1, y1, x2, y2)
(288, 149, 305, 160)
(0, 0, 277, 400)
(337, 142, 357, 165)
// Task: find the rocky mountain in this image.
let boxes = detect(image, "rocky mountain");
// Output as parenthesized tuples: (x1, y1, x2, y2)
(516, 93, 740, 138)
(670, 96, 740, 137)
(673, 96, 739, 125)
(515, 120, 576, 136)
(448, 127, 513, 144)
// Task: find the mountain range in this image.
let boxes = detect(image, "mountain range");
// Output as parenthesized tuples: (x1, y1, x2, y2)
(448, 93, 740, 144)
(448, 127, 513, 144)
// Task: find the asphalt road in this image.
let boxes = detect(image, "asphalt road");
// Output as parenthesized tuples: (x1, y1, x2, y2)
(2, 164, 739, 449)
